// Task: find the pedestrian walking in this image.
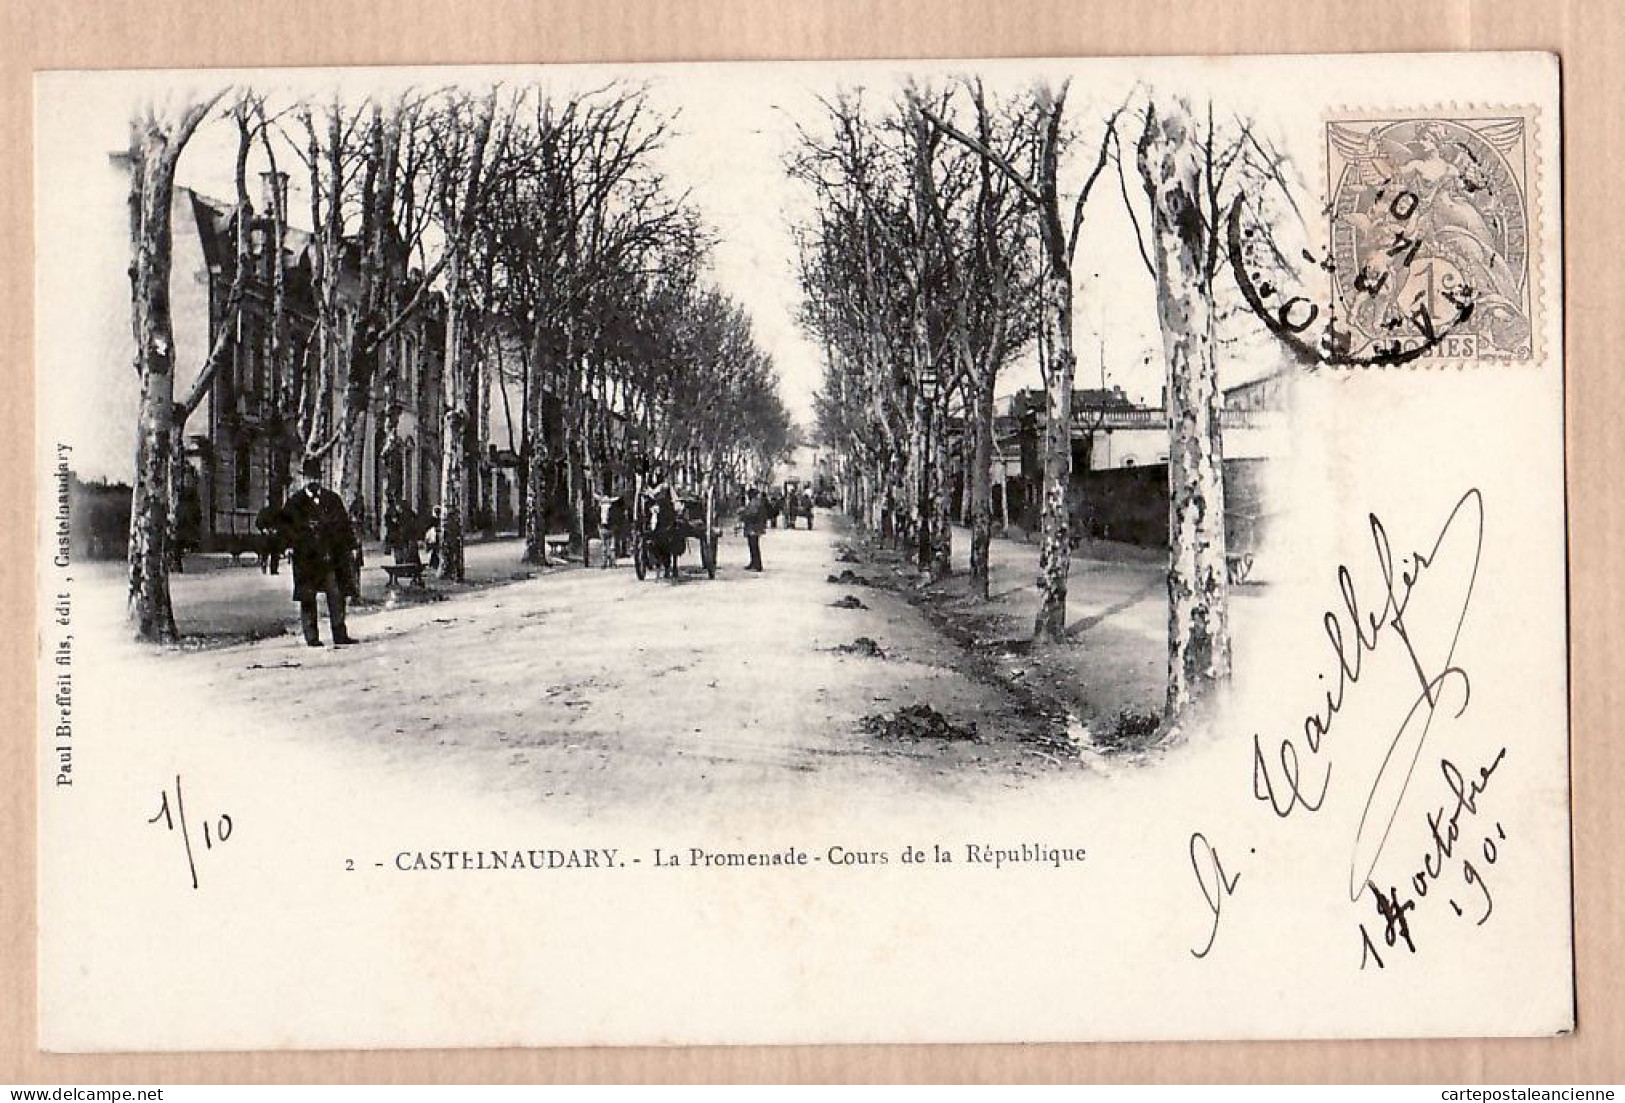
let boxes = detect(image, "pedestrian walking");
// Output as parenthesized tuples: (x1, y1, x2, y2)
(740, 486, 767, 572)
(254, 495, 285, 575)
(279, 457, 360, 647)
(425, 508, 442, 570)
(384, 500, 422, 566)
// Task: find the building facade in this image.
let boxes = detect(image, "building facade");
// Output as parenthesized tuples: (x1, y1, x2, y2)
(958, 371, 1290, 543)
(172, 179, 446, 548)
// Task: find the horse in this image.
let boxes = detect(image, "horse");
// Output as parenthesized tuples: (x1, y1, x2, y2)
(645, 490, 692, 580)
(594, 491, 633, 568)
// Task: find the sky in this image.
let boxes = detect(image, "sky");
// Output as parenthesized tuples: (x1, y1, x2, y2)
(38, 56, 1328, 483)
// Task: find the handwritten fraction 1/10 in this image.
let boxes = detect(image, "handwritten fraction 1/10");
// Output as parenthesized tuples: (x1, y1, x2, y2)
(146, 774, 233, 890)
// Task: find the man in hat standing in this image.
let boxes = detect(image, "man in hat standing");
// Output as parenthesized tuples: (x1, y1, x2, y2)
(739, 486, 767, 572)
(279, 457, 361, 646)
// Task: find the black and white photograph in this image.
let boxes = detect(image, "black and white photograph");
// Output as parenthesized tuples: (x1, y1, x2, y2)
(32, 52, 1570, 1052)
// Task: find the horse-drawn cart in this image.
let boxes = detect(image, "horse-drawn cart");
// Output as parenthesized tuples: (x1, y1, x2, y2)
(631, 481, 721, 581)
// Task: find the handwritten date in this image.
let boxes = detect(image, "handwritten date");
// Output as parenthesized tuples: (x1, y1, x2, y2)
(147, 774, 233, 890)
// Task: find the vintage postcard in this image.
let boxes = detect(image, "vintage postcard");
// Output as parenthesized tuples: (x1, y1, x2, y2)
(33, 51, 1569, 1051)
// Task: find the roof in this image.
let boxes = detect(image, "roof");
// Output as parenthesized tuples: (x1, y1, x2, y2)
(181, 187, 336, 301)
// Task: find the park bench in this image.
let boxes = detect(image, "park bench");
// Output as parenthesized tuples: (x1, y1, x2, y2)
(545, 533, 572, 560)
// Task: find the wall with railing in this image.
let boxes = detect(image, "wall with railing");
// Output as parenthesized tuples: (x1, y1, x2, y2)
(1067, 458, 1274, 552)
(1071, 406, 1279, 432)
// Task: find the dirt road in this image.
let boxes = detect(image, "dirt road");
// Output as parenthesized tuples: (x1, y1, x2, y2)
(80, 514, 1091, 820)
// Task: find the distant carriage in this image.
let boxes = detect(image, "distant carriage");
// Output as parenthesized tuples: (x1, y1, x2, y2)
(631, 481, 721, 581)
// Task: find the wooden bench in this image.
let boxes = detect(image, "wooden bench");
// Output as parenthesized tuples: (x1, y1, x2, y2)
(545, 533, 572, 560)
(382, 562, 427, 589)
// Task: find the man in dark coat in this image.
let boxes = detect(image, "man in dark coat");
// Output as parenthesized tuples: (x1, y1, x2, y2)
(254, 496, 286, 575)
(740, 486, 767, 572)
(279, 457, 360, 646)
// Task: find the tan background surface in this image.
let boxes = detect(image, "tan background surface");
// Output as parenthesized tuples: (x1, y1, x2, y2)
(0, 0, 1612, 1084)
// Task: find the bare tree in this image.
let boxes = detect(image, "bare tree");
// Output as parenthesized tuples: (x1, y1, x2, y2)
(1125, 97, 1307, 724)
(163, 95, 262, 572)
(125, 90, 228, 641)
(908, 83, 1038, 595)
(427, 88, 504, 581)
(918, 82, 1121, 640)
(791, 91, 950, 565)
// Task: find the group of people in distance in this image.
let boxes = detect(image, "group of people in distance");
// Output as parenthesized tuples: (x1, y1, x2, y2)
(636, 466, 771, 576)
(760, 483, 815, 530)
(249, 457, 818, 646)
(736, 483, 814, 571)
(630, 471, 813, 576)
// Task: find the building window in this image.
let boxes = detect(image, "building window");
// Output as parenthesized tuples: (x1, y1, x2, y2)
(234, 443, 252, 509)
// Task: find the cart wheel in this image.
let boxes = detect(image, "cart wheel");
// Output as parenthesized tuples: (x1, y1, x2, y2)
(633, 535, 648, 580)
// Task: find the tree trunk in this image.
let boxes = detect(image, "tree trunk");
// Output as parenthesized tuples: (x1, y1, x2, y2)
(432, 92, 497, 580)
(481, 332, 498, 537)
(162, 421, 187, 573)
(126, 114, 202, 643)
(334, 344, 375, 522)
(302, 106, 345, 460)
(563, 428, 579, 559)
(436, 251, 467, 581)
(337, 110, 383, 511)
(1139, 104, 1232, 721)
(378, 335, 404, 544)
(1032, 263, 1075, 641)
(969, 377, 995, 599)
(908, 382, 929, 566)
(522, 326, 550, 564)
(959, 418, 975, 528)
(463, 339, 482, 533)
(578, 412, 595, 566)
(262, 126, 294, 509)
(931, 394, 953, 578)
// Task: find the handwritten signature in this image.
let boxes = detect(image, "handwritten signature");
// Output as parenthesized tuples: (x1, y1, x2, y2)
(1249, 488, 1484, 900)
(1188, 832, 1242, 959)
(1193, 489, 1487, 960)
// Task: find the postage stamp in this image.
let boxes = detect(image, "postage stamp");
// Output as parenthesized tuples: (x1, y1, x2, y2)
(1325, 110, 1540, 364)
